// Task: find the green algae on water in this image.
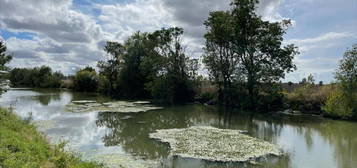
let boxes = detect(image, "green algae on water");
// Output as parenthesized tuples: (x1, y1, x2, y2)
(149, 126, 281, 162)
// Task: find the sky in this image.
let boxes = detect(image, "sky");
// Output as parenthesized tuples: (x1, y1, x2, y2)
(0, 0, 356, 83)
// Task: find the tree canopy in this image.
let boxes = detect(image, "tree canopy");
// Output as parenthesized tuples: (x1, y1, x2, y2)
(203, 0, 298, 109)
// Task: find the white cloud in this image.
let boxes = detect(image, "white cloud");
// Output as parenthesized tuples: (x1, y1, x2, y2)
(0, 0, 106, 73)
(97, 0, 171, 41)
(289, 32, 354, 45)
(0, 0, 295, 74)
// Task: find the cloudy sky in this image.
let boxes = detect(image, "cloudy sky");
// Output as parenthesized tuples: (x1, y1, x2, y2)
(0, 0, 356, 83)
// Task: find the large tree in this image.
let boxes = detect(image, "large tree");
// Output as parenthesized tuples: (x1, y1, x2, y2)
(203, 11, 237, 105)
(147, 27, 197, 103)
(98, 41, 124, 95)
(203, 0, 298, 109)
(0, 40, 12, 71)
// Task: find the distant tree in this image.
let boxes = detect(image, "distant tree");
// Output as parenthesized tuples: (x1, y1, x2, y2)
(0, 40, 12, 71)
(288, 81, 293, 86)
(319, 81, 323, 86)
(307, 74, 315, 85)
(9, 66, 63, 88)
(300, 78, 307, 84)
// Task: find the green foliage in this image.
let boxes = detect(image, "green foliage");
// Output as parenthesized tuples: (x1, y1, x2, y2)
(323, 44, 357, 119)
(145, 27, 197, 104)
(0, 108, 103, 168)
(9, 66, 63, 88)
(323, 90, 353, 119)
(286, 84, 335, 112)
(73, 67, 99, 92)
(0, 40, 12, 71)
(98, 28, 198, 104)
(202, 0, 298, 109)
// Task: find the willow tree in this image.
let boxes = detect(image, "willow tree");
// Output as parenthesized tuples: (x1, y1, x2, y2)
(203, 0, 298, 109)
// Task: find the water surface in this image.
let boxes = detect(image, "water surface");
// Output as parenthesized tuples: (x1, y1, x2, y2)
(0, 89, 356, 168)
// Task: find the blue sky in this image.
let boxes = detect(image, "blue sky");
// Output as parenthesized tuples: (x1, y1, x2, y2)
(0, 0, 356, 83)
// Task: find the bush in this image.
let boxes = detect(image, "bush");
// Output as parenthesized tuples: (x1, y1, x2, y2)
(285, 84, 336, 112)
(97, 75, 111, 95)
(323, 90, 353, 119)
(73, 69, 99, 92)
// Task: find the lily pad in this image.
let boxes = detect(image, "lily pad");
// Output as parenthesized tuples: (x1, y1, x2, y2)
(149, 126, 281, 162)
(66, 100, 162, 113)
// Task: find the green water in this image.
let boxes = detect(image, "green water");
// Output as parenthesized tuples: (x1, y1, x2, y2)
(0, 89, 356, 168)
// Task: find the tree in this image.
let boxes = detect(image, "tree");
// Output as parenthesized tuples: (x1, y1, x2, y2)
(203, 0, 298, 109)
(0, 40, 12, 71)
(319, 81, 323, 86)
(119, 32, 152, 98)
(98, 41, 124, 95)
(147, 27, 197, 103)
(336, 44, 357, 95)
(203, 11, 237, 105)
(307, 74, 315, 85)
(323, 44, 357, 119)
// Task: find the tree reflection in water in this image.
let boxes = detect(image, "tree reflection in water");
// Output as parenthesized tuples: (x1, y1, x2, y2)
(95, 105, 292, 168)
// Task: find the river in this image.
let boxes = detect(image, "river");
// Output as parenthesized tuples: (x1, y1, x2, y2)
(0, 89, 356, 168)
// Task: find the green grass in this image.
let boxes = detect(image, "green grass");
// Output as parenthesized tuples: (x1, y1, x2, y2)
(0, 108, 104, 168)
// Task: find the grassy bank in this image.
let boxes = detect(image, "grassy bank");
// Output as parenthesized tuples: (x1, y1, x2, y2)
(0, 108, 103, 168)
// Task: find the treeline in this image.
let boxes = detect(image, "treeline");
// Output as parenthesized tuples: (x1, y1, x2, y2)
(9, 66, 64, 88)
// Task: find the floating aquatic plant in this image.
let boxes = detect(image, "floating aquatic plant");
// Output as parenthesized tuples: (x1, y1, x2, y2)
(66, 100, 162, 113)
(149, 126, 281, 162)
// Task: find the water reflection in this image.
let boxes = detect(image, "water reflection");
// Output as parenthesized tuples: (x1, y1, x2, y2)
(0, 89, 356, 168)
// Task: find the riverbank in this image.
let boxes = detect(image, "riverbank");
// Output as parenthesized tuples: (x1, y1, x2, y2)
(0, 108, 104, 168)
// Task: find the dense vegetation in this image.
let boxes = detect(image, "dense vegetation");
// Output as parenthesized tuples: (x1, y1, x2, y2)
(9, 66, 64, 88)
(0, 108, 103, 168)
(80, 28, 199, 104)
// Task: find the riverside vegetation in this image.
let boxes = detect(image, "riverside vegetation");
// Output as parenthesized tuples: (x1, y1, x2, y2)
(0, 108, 104, 168)
(0, 0, 356, 167)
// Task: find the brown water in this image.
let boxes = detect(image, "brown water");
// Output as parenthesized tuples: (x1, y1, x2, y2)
(0, 89, 356, 168)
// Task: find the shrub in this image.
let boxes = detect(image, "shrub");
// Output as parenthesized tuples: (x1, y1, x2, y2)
(285, 84, 336, 112)
(323, 90, 353, 119)
(73, 69, 99, 92)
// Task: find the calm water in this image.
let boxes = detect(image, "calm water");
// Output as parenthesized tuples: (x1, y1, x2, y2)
(0, 89, 356, 168)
